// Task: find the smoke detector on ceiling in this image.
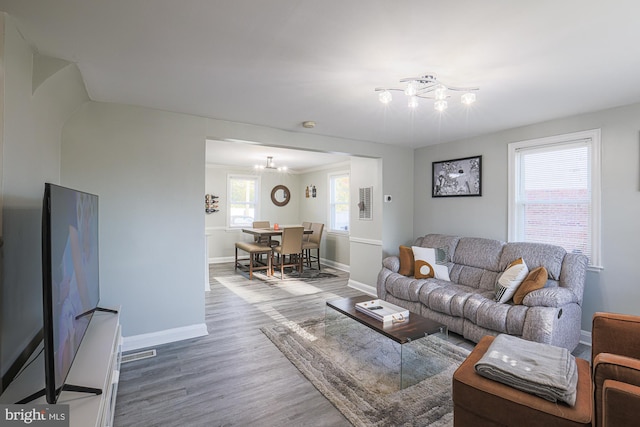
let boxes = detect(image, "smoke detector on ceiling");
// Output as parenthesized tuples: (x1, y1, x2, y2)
(302, 121, 316, 129)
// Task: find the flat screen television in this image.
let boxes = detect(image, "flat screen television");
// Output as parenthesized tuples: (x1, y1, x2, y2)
(39, 183, 103, 403)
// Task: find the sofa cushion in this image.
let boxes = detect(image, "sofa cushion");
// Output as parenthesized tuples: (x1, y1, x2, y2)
(398, 245, 414, 276)
(513, 266, 548, 304)
(453, 237, 505, 271)
(500, 242, 565, 281)
(416, 234, 460, 262)
(426, 284, 476, 317)
(450, 264, 501, 291)
(495, 257, 529, 303)
(463, 293, 527, 336)
(413, 246, 450, 281)
(384, 275, 426, 302)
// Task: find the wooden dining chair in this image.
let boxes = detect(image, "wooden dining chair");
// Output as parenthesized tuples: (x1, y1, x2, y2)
(271, 226, 304, 279)
(251, 220, 276, 264)
(302, 221, 312, 242)
(251, 220, 271, 245)
(302, 222, 324, 270)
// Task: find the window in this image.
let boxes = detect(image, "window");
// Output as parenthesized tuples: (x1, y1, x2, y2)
(329, 172, 350, 232)
(228, 175, 259, 228)
(508, 129, 601, 267)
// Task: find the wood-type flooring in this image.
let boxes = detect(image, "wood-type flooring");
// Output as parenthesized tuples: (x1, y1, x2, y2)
(113, 262, 591, 426)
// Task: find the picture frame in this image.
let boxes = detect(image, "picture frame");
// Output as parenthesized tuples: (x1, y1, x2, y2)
(432, 155, 482, 197)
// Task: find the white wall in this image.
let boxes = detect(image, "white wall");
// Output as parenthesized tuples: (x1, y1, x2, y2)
(0, 14, 89, 379)
(204, 118, 416, 284)
(349, 157, 383, 287)
(298, 164, 351, 268)
(62, 102, 207, 338)
(414, 102, 640, 332)
(1, 12, 415, 351)
(205, 165, 301, 261)
(60, 102, 415, 342)
(206, 161, 358, 269)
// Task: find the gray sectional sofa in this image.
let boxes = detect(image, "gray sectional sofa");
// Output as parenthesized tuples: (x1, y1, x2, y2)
(377, 234, 589, 351)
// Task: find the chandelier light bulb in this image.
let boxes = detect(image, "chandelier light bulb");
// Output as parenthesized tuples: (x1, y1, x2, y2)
(379, 90, 392, 104)
(434, 85, 447, 100)
(404, 80, 418, 96)
(375, 74, 478, 114)
(461, 92, 476, 105)
(434, 99, 448, 112)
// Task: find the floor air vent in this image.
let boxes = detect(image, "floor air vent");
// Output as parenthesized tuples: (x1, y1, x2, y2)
(121, 349, 157, 364)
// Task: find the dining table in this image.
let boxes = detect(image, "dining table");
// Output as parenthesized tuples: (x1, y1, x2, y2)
(241, 226, 312, 245)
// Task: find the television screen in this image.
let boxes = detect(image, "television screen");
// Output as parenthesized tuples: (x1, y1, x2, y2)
(42, 183, 100, 403)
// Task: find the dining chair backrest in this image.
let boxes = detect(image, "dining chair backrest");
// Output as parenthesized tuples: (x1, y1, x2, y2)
(252, 221, 271, 245)
(302, 221, 312, 241)
(279, 227, 304, 255)
(309, 223, 324, 245)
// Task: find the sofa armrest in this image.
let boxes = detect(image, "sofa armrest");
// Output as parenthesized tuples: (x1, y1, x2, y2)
(522, 287, 579, 307)
(592, 312, 640, 361)
(593, 353, 640, 427)
(382, 256, 400, 273)
(602, 379, 640, 427)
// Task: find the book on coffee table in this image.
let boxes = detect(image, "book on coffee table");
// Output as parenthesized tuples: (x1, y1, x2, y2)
(355, 299, 409, 323)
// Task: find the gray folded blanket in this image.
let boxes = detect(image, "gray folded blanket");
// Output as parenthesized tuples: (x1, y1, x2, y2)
(474, 334, 578, 406)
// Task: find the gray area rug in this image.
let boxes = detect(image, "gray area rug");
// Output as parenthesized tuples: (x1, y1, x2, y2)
(261, 317, 470, 426)
(252, 268, 339, 282)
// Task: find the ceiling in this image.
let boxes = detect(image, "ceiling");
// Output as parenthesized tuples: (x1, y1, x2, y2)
(205, 139, 350, 172)
(2, 1, 640, 151)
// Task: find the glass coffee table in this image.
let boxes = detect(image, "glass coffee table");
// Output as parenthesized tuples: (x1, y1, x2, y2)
(325, 295, 448, 390)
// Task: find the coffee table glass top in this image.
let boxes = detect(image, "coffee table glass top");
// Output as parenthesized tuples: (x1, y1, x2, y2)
(326, 295, 446, 344)
(325, 295, 449, 390)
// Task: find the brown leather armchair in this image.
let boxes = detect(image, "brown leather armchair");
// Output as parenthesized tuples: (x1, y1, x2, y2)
(452, 312, 640, 427)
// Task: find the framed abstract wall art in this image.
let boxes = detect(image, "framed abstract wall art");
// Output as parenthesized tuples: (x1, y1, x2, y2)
(432, 155, 482, 197)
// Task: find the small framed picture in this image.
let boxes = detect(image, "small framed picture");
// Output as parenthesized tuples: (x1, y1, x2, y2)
(432, 155, 482, 197)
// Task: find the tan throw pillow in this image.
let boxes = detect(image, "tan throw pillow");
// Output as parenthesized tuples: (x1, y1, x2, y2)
(398, 245, 415, 276)
(513, 266, 548, 304)
(412, 246, 450, 281)
(495, 257, 529, 303)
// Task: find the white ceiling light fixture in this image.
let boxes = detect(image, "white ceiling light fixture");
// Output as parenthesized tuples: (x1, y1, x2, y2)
(375, 74, 478, 112)
(254, 156, 288, 172)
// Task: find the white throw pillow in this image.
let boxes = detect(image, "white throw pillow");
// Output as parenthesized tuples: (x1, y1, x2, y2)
(412, 246, 450, 281)
(495, 258, 529, 303)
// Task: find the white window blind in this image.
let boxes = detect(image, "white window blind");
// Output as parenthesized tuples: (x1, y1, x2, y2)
(329, 172, 350, 232)
(508, 129, 601, 267)
(227, 175, 259, 228)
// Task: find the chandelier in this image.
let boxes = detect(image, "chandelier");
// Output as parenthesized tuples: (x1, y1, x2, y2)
(254, 156, 287, 172)
(375, 74, 478, 112)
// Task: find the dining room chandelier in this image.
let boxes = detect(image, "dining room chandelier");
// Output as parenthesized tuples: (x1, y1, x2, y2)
(254, 156, 287, 172)
(375, 74, 478, 112)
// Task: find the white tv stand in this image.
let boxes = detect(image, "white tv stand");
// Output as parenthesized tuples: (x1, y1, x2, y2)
(0, 308, 122, 427)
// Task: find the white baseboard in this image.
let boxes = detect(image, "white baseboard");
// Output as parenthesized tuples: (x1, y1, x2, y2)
(347, 279, 376, 296)
(580, 329, 592, 347)
(122, 323, 209, 353)
(321, 258, 350, 273)
(210, 256, 235, 264)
